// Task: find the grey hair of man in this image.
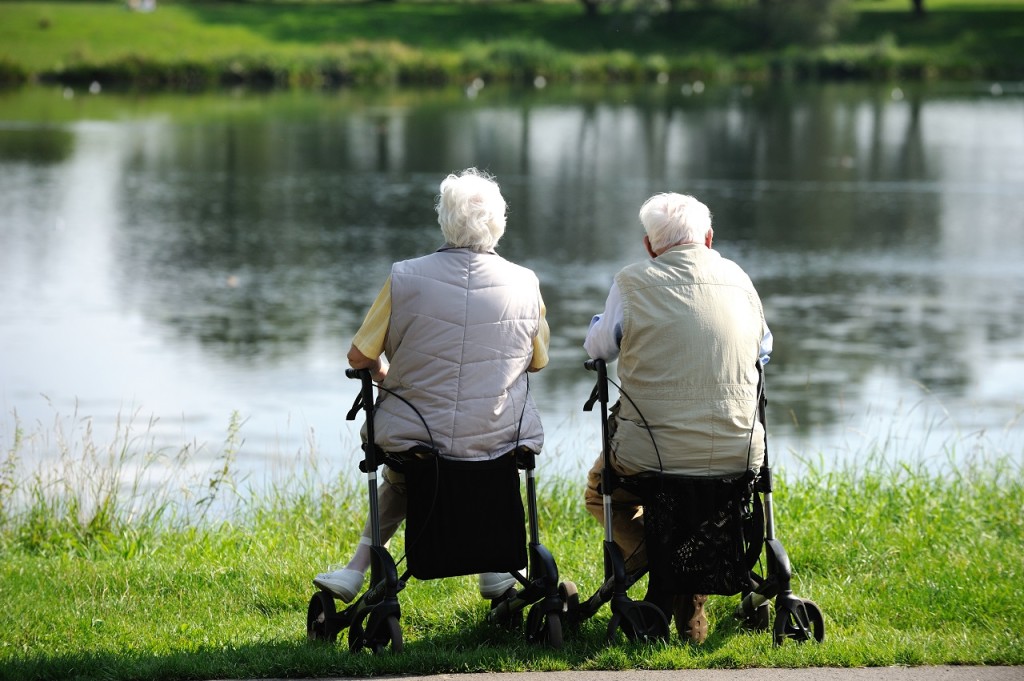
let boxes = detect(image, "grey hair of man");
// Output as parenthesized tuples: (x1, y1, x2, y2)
(639, 192, 714, 253)
(435, 167, 507, 252)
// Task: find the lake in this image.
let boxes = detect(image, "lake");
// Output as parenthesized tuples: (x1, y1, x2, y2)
(1, 80, 1022, 490)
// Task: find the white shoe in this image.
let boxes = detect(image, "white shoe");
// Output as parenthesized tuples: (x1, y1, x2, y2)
(479, 570, 525, 599)
(313, 568, 365, 602)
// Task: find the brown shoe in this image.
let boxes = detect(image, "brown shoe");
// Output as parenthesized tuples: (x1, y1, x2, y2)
(674, 594, 709, 643)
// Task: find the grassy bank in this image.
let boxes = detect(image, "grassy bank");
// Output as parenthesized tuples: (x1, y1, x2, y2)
(1, 413, 1022, 680)
(0, 0, 1022, 89)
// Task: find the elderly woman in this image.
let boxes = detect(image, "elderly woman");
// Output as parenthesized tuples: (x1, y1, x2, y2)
(314, 168, 549, 602)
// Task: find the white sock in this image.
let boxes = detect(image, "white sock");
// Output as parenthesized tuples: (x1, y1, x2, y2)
(344, 536, 372, 574)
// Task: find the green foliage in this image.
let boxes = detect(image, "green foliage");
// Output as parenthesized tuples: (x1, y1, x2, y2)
(753, 0, 857, 48)
(53, 55, 222, 90)
(1, 0, 1022, 89)
(0, 56, 29, 87)
(462, 39, 567, 83)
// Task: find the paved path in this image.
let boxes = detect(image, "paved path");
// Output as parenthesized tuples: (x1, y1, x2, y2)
(234, 668, 1021, 681)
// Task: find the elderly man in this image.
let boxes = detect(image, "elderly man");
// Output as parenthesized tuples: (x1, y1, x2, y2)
(583, 192, 772, 643)
(314, 168, 549, 603)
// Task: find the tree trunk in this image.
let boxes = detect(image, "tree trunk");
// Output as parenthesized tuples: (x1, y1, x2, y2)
(912, 0, 926, 16)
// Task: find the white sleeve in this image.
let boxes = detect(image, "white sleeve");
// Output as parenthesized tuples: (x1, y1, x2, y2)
(759, 324, 773, 365)
(583, 281, 624, 362)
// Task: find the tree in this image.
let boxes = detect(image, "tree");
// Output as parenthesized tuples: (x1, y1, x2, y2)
(580, 0, 601, 18)
(754, 0, 853, 48)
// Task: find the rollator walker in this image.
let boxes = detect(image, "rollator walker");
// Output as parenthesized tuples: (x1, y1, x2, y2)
(559, 358, 825, 646)
(306, 368, 565, 653)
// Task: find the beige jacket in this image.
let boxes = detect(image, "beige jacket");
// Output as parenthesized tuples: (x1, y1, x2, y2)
(611, 243, 766, 476)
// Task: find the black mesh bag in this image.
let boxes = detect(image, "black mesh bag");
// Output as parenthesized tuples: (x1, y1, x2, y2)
(397, 452, 528, 581)
(630, 472, 757, 596)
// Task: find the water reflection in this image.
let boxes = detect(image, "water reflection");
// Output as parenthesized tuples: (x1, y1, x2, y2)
(1, 82, 1021, 482)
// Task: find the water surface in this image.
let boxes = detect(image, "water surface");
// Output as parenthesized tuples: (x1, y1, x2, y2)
(1, 82, 1022, 486)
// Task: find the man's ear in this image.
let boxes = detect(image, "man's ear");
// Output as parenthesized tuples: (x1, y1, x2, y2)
(643, 235, 658, 259)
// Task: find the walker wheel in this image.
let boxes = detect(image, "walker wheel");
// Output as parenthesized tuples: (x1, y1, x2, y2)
(348, 620, 365, 653)
(625, 601, 670, 642)
(801, 600, 825, 642)
(774, 598, 825, 645)
(351, 614, 403, 654)
(491, 589, 525, 631)
(371, 615, 404, 654)
(741, 603, 771, 632)
(608, 601, 669, 643)
(526, 602, 564, 649)
(558, 580, 580, 627)
(558, 580, 579, 611)
(306, 591, 340, 643)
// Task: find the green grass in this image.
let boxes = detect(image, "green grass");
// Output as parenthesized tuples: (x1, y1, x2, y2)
(0, 0, 1022, 88)
(1, 408, 1022, 680)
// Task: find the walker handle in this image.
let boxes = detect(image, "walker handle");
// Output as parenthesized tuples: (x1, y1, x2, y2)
(345, 368, 374, 422)
(583, 358, 607, 411)
(584, 358, 618, 544)
(345, 369, 383, 545)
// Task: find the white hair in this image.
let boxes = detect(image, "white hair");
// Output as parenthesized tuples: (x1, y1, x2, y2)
(639, 193, 713, 253)
(435, 168, 507, 252)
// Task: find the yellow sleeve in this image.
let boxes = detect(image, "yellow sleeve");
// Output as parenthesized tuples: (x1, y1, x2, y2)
(351, 275, 391, 359)
(529, 297, 550, 371)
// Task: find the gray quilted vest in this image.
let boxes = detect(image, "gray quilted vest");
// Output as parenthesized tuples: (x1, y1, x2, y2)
(373, 247, 544, 460)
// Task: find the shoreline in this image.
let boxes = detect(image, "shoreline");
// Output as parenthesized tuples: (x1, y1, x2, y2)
(2, 2, 1023, 91)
